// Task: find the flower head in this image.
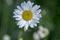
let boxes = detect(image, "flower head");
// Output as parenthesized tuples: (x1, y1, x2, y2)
(38, 26, 49, 38)
(33, 32, 40, 40)
(18, 37, 23, 40)
(13, 1, 41, 31)
(3, 34, 10, 40)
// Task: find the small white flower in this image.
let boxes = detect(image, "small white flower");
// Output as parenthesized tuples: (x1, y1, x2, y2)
(18, 37, 23, 40)
(13, 1, 41, 31)
(33, 32, 40, 40)
(3, 34, 11, 40)
(38, 26, 49, 38)
(6, 0, 13, 5)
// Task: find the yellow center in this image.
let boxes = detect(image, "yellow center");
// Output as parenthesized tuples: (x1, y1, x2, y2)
(22, 10, 33, 21)
(42, 30, 46, 34)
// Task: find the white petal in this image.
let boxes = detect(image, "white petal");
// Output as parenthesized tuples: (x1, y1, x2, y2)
(33, 19, 39, 23)
(30, 22, 37, 28)
(29, 20, 37, 28)
(15, 17, 22, 20)
(29, 20, 34, 28)
(19, 21, 26, 28)
(17, 6, 22, 11)
(31, 5, 40, 12)
(34, 23, 37, 26)
(24, 22, 29, 31)
(30, 24, 34, 28)
(21, 1, 26, 9)
(39, 14, 42, 18)
(13, 15, 22, 20)
(33, 21, 37, 27)
(13, 12, 18, 15)
(31, 20, 37, 27)
(14, 9, 22, 15)
(21, 1, 29, 10)
(13, 15, 20, 18)
(18, 20, 26, 28)
(17, 20, 22, 25)
(33, 14, 41, 20)
(27, 1, 34, 9)
(28, 20, 34, 28)
(34, 9, 41, 14)
(17, 19, 25, 25)
(33, 17, 40, 20)
(35, 21, 39, 23)
(36, 14, 42, 18)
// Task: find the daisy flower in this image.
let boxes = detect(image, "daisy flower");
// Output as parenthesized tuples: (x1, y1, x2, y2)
(13, 1, 41, 31)
(33, 32, 40, 40)
(38, 26, 49, 38)
(3, 34, 11, 40)
(18, 37, 23, 40)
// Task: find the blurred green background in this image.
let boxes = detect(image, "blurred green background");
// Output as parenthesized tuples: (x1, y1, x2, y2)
(0, 0, 60, 40)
